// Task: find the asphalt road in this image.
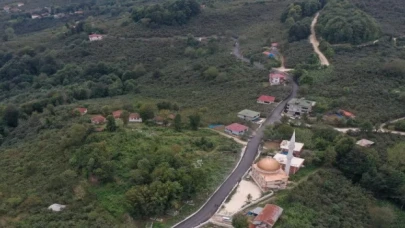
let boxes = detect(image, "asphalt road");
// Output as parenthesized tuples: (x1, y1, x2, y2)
(173, 47, 298, 227)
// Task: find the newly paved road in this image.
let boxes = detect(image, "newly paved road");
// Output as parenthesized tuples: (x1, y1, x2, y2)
(173, 49, 298, 227)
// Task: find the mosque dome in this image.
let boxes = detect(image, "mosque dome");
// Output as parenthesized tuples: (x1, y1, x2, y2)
(256, 157, 281, 172)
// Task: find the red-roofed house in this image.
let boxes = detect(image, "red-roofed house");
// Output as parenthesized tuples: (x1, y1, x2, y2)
(225, 123, 248, 136)
(252, 204, 283, 228)
(129, 113, 142, 123)
(74, 107, 88, 115)
(154, 116, 164, 125)
(89, 34, 104, 41)
(339, 109, 356, 119)
(269, 73, 286, 86)
(91, 115, 106, 124)
(112, 110, 123, 119)
(257, 95, 276, 104)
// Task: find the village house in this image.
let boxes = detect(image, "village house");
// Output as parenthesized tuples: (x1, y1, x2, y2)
(225, 123, 249, 136)
(154, 116, 164, 125)
(285, 98, 316, 117)
(74, 10, 84, 14)
(73, 107, 88, 115)
(238, 109, 260, 121)
(129, 113, 142, 123)
(269, 72, 286, 86)
(356, 139, 375, 147)
(3, 6, 10, 12)
(280, 140, 304, 157)
(251, 204, 283, 228)
(257, 95, 276, 105)
(89, 34, 104, 41)
(53, 13, 65, 19)
(251, 157, 288, 191)
(112, 110, 122, 119)
(17, 3, 24, 7)
(339, 109, 356, 119)
(91, 115, 106, 124)
(31, 14, 41, 19)
(273, 153, 304, 175)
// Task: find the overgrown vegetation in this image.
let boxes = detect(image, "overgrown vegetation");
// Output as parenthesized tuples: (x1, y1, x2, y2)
(132, 0, 201, 27)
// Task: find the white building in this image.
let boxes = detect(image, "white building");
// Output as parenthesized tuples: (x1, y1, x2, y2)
(89, 34, 104, 41)
(285, 98, 316, 117)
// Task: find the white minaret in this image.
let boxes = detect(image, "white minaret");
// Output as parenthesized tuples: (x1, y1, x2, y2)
(285, 131, 295, 176)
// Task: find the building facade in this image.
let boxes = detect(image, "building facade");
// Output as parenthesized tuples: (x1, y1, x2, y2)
(238, 109, 260, 121)
(285, 98, 315, 116)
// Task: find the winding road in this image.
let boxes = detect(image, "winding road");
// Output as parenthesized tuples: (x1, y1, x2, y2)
(173, 40, 298, 228)
(309, 13, 330, 66)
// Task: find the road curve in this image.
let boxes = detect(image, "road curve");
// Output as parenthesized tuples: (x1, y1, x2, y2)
(173, 42, 298, 228)
(309, 12, 330, 66)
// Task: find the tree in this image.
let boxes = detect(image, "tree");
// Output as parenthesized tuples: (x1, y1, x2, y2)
(189, 113, 201, 130)
(232, 214, 249, 228)
(106, 115, 117, 132)
(121, 110, 130, 126)
(3, 105, 19, 127)
(139, 104, 155, 120)
(174, 114, 182, 132)
(203, 67, 219, 80)
(368, 206, 396, 228)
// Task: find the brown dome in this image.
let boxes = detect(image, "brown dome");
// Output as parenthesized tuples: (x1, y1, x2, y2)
(256, 157, 281, 172)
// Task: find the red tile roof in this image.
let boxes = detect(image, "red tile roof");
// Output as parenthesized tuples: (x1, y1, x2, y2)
(253, 204, 283, 227)
(154, 116, 164, 122)
(340, 110, 355, 118)
(129, 113, 140, 119)
(225, 123, 248, 132)
(112, 110, 123, 118)
(269, 73, 286, 79)
(258, 95, 275, 103)
(74, 107, 87, 115)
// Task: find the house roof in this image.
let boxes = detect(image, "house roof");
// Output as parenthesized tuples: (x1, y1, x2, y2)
(92, 115, 106, 122)
(287, 98, 315, 108)
(356, 139, 374, 147)
(273, 153, 305, 167)
(271, 42, 279, 47)
(225, 123, 248, 132)
(129, 113, 140, 119)
(168, 114, 176, 120)
(74, 107, 87, 115)
(280, 140, 304, 151)
(269, 73, 286, 79)
(89, 34, 103, 38)
(258, 95, 275, 103)
(253, 204, 283, 226)
(112, 110, 122, 118)
(340, 109, 355, 118)
(154, 116, 164, 122)
(238, 109, 260, 118)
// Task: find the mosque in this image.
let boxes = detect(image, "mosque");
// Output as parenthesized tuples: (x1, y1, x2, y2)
(251, 132, 297, 192)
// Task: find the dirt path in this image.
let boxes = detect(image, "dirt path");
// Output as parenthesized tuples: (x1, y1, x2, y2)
(309, 13, 330, 66)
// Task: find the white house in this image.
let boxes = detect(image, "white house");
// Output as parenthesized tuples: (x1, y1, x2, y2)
(31, 14, 41, 19)
(237, 109, 260, 121)
(129, 113, 142, 123)
(89, 34, 104, 41)
(269, 72, 286, 86)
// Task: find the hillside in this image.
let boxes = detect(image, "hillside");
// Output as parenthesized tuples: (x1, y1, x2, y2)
(1, 0, 405, 227)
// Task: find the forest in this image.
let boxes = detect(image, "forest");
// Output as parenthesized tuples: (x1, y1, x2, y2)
(132, 0, 201, 26)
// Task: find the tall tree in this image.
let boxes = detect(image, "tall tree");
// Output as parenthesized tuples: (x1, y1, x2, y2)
(174, 114, 182, 132)
(188, 113, 200, 130)
(106, 115, 117, 132)
(3, 105, 19, 127)
(232, 214, 249, 228)
(139, 104, 155, 120)
(121, 110, 130, 126)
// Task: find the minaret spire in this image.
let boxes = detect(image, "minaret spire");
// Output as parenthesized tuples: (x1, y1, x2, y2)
(285, 130, 295, 176)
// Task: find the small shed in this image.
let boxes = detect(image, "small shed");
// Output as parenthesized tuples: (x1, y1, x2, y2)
(356, 139, 374, 147)
(247, 207, 263, 216)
